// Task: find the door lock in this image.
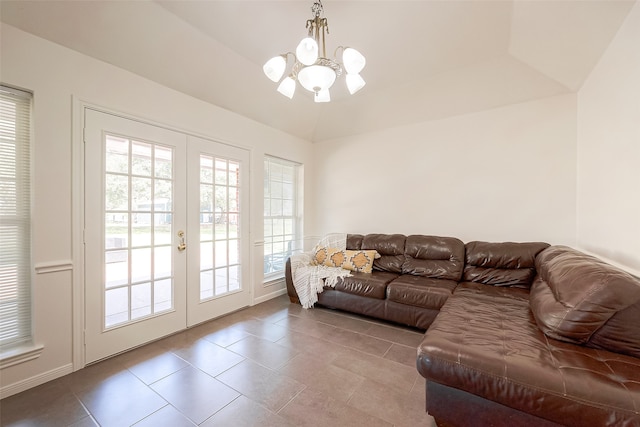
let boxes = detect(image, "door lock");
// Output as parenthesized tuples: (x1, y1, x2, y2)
(177, 230, 186, 251)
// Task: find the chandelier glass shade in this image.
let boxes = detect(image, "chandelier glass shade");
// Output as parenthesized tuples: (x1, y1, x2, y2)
(263, 0, 366, 103)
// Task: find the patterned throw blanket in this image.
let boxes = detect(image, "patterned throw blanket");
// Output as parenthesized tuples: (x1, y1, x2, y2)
(290, 233, 352, 308)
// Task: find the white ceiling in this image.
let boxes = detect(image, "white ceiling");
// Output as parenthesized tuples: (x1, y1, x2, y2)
(1, 0, 635, 142)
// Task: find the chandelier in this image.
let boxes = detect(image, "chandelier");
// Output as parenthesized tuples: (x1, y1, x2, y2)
(263, 0, 366, 103)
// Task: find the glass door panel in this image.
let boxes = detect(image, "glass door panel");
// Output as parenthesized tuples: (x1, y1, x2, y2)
(84, 109, 187, 363)
(199, 156, 241, 300)
(103, 136, 176, 328)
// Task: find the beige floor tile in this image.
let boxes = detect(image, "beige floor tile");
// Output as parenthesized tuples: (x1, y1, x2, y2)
(411, 375, 428, 403)
(216, 359, 306, 412)
(150, 366, 239, 424)
(253, 308, 292, 324)
(320, 326, 393, 356)
(200, 395, 296, 427)
(283, 301, 308, 316)
(172, 338, 245, 377)
(309, 309, 376, 333)
(348, 378, 437, 427)
(331, 347, 420, 394)
(132, 404, 196, 427)
(278, 387, 392, 427)
(211, 307, 261, 326)
(276, 330, 350, 362)
(0, 380, 88, 427)
(383, 342, 420, 367)
(276, 314, 339, 338)
(63, 356, 127, 394)
(278, 352, 366, 401)
(364, 322, 425, 346)
(162, 322, 220, 344)
(226, 334, 299, 369)
(230, 318, 290, 342)
(68, 416, 99, 427)
(302, 308, 371, 332)
(124, 350, 190, 384)
(76, 370, 167, 427)
(202, 325, 250, 347)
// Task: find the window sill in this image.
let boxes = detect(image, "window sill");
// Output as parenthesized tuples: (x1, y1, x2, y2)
(263, 276, 285, 287)
(0, 343, 44, 369)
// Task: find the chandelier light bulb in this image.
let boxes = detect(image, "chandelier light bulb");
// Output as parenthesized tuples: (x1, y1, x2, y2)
(296, 37, 319, 66)
(297, 65, 337, 93)
(346, 73, 366, 94)
(263, 56, 287, 82)
(277, 76, 296, 99)
(343, 48, 366, 74)
(315, 89, 331, 103)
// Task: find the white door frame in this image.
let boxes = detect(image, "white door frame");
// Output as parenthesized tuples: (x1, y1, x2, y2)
(71, 99, 254, 370)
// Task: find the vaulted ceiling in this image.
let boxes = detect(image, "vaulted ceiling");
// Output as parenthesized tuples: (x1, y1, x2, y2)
(1, 0, 635, 142)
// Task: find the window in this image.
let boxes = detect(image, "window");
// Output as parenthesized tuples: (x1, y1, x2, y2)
(263, 156, 301, 280)
(0, 86, 33, 348)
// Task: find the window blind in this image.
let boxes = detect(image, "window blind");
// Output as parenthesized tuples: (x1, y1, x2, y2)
(0, 85, 32, 347)
(263, 155, 301, 280)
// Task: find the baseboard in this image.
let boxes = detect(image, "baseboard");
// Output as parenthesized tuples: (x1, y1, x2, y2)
(0, 363, 73, 399)
(253, 287, 287, 305)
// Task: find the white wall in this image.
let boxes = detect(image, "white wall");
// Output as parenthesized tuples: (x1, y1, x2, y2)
(0, 24, 314, 396)
(312, 94, 577, 245)
(577, 1, 640, 274)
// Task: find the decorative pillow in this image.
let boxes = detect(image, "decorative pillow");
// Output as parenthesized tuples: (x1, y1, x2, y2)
(314, 247, 378, 273)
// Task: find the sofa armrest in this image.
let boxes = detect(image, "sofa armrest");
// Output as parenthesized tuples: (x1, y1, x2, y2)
(285, 258, 300, 304)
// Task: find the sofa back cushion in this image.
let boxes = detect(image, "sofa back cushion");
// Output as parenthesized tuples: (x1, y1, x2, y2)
(530, 245, 640, 358)
(346, 234, 364, 250)
(401, 235, 465, 281)
(463, 241, 549, 288)
(362, 234, 406, 273)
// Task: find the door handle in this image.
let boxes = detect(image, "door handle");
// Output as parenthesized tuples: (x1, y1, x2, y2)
(177, 230, 186, 251)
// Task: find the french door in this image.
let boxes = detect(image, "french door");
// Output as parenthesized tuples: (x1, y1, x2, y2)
(186, 136, 250, 326)
(84, 109, 250, 363)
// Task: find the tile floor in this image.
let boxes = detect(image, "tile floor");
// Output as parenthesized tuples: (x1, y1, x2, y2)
(0, 295, 437, 427)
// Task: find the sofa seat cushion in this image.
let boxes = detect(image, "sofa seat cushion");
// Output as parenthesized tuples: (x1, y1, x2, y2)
(454, 281, 530, 302)
(417, 287, 640, 426)
(333, 271, 398, 299)
(387, 275, 457, 309)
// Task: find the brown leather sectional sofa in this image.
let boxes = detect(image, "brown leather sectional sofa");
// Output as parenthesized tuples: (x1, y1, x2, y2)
(284, 234, 640, 426)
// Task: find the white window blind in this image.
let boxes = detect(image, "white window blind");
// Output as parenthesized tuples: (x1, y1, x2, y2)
(264, 156, 301, 280)
(0, 86, 32, 347)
